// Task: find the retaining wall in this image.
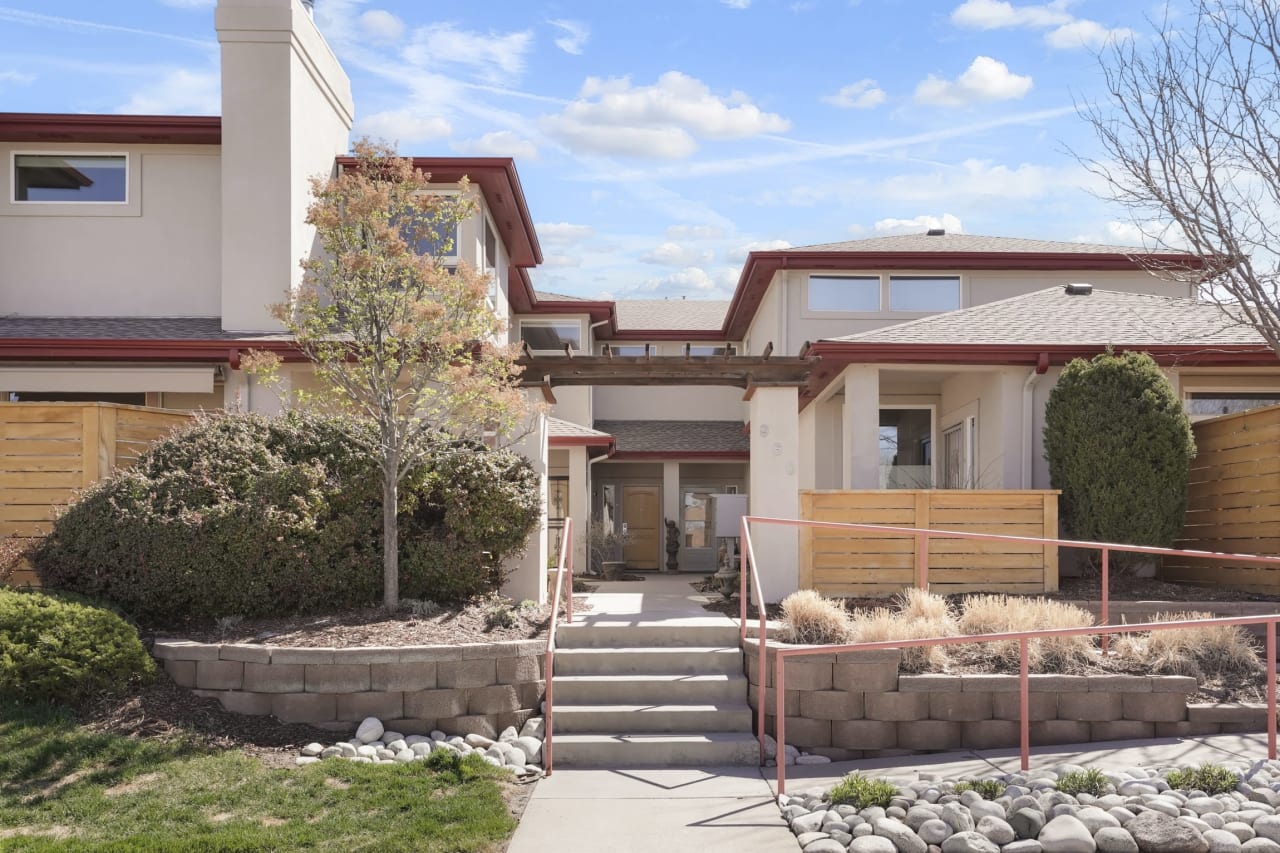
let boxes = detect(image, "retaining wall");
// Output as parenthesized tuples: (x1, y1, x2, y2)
(742, 638, 1267, 760)
(154, 638, 545, 738)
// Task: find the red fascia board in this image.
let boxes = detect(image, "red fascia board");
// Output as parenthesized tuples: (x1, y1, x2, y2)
(0, 338, 302, 362)
(609, 450, 750, 460)
(336, 155, 542, 269)
(549, 435, 615, 448)
(722, 249, 1207, 340)
(0, 113, 221, 145)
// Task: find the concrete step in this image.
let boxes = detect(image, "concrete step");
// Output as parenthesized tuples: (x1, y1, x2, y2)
(550, 731, 761, 766)
(553, 673, 748, 705)
(557, 622, 739, 649)
(553, 703, 754, 733)
(553, 646, 743, 676)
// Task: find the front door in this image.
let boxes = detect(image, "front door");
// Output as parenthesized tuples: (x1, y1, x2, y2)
(622, 484, 661, 570)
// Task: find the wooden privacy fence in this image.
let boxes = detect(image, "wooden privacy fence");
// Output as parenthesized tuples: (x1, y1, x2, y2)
(1168, 404, 1280, 592)
(799, 489, 1060, 597)
(1, 402, 193, 585)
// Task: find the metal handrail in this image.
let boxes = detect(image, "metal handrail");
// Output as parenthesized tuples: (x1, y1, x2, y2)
(771, 614, 1278, 794)
(542, 516, 573, 776)
(734, 514, 1280, 792)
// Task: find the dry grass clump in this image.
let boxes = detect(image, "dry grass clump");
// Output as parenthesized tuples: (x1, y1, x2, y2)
(845, 589, 957, 672)
(957, 594, 1095, 672)
(779, 590, 851, 645)
(1113, 611, 1261, 679)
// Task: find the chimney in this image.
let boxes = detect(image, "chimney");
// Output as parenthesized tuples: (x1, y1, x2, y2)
(1064, 283, 1093, 296)
(926, 228, 946, 236)
(216, 0, 354, 332)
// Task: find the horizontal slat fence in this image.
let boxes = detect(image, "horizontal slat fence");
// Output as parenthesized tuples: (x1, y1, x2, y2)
(799, 489, 1060, 597)
(2, 402, 192, 585)
(1168, 404, 1280, 592)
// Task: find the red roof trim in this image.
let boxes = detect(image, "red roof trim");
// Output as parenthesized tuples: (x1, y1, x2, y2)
(0, 338, 302, 362)
(0, 113, 222, 145)
(609, 450, 750, 460)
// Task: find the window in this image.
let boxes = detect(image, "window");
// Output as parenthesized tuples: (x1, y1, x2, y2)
(520, 321, 582, 352)
(14, 153, 127, 203)
(808, 275, 879, 312)
(683, 490, 711, 548)
(889, 276, 960, 312)
(602, 344, 650, 356)
(1186, 391, 1280, 419)
(483, 219, 498, 270)
(878, 407, 935, 488)
(687, 344, 734, 356)
(941, 415, 978, 489)
(547, 476, 569, 560)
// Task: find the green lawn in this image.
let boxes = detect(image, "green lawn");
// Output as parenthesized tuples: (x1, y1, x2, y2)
(0, 702, 516, 852)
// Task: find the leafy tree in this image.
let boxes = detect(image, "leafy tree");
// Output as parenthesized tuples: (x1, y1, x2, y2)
(256, 139, 530, 610)
(1043, 350, 1196, 573)
(1079, 0, 1280, 356)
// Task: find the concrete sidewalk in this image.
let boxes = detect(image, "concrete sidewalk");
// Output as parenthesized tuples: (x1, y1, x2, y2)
(507, 734, 1276, 853)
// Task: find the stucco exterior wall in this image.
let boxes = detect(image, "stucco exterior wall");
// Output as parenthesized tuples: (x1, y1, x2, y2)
(0, 145, 222, 317)
(591, 386, 744, 421)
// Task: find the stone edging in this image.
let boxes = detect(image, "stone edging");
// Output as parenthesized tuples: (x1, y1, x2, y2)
(742, 638, 1268, 761)
(153, 638, 545, 738)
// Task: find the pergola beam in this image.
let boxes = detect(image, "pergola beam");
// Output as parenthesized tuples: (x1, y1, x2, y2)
(517, 354, 813, 388)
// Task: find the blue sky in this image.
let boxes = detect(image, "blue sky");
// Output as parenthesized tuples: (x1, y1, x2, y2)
(0, 1, 1165, 300)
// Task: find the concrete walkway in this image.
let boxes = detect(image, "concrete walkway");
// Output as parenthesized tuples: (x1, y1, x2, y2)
(571, 571, 736, 625)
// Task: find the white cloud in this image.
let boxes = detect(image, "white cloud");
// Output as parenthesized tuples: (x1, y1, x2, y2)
(641, 241, 715, 266)
(950, 1, 1133, 51)
(721, 0, 751, 8)
(666, 224, 725, 239)
(548, 19, 589, 55)
(873, 214, 965, 235)
(632, 266, 735, 298)
(543, 71, 790, 159)
(1045, 19, 1135, 49)
(541, 254, 582, 268)
(356, 109, 452, 144)
(728, 240, 792, 262)
(879, 159, 1094, 203)
(359, 10, 405, 43)
(536, 222, 596, 245)
(914, 56, 1032, 107)
(403, 23, 533, 83)
(822, 79, 886, 109)
(117, 68, 219, 115)
(950, 0, 1072, 29)
(0, 70, 35, 87)
(456, 130, 538, 160)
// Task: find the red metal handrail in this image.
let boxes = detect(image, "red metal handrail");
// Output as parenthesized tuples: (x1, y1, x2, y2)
(542, 516, 574, 776)
(771, 614, 1279, 794)
(735, 514, 1280, 792)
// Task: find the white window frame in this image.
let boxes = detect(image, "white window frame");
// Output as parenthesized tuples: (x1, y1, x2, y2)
(12, 151, 130, 205)
(686, 342, 738, 356)
(601, 343, 651, 356)
(1183, 386, 1280, 422)
(887, 274, 962, 313)
(518, 318, 585, 354)
(802, 271, 968, 318)
(877, 403, 937, 489)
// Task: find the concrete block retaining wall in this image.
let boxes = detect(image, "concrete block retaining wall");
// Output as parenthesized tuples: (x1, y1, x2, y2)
(742, 638, 1268, 761)
(154, 639, 545, 738)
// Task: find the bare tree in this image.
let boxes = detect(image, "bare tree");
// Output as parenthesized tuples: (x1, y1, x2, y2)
(253, 139, 531, 610)
(1078, 0, 1280, 356)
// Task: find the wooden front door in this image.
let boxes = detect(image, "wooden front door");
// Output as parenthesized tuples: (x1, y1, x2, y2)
(622, 485, 661, 570)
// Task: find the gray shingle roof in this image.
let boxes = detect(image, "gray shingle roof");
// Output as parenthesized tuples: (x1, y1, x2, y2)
(547, 417, 613, 439)
(0, 316, 289, 340)
(614, 300, 729, 332)
(793, 232, 1150, 255)
(534, 290, 596, 302)
(825, 287, 1266, 347)
(594, 420, 748, 453)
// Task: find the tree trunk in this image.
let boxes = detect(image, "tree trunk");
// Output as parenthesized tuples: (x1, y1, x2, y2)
(382, 468, 399, 611)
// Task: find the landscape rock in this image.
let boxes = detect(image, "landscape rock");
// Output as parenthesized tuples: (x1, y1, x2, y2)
(850, 835, 899, 853)
(355, 717, 384, 744)
(941, 830, 1000, 853)
(1128, 811, 1210, 853)
(1039, 815, 1097, 853)
(1095, 828, 1140, 853)
(875, 817, 929, 853)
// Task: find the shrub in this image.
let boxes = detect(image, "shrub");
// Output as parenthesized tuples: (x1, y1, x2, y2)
(32, 411, 540, 625)
(1166, 764, 1239, 795)
(957, 595, 1094, 672)
(955, 779, 1005, 799)
(780, 590, 850, 645)
(1057, 768, 1110, 797)
(0, 587, 155, 707)
(1043, 350, 1195, 574)
(851, 606, 953, 672)
(829, 774, 897, 808)
(1113, 612, 1261, 680)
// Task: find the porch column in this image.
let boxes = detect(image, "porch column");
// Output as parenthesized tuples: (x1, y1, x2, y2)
(748, 386, 800, 602)
(502, 399, 548, 604)
(663, 461, 680, 570)
(798, 402, 817, 491)
(842, 364, 880, 489)
(568, 446, 589, 575)
(997, 367, 1026, 489)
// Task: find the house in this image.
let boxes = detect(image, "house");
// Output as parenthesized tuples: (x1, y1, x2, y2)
(4, 0, 1278, 604)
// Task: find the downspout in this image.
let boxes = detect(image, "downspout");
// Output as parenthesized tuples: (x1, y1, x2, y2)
(1021, 352, 1050, 488)
(585, 447, 615, 570)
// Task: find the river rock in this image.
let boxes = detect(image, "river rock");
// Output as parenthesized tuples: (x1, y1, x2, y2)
(1128, 811, 1210, 853)
(1080, 808, 1124, 833)
(850, 836, 898, 853)
(875, 817, 929, 853)
(943, 803, 977, 834)
(1095, 828, 1140, 853)
(1205, 830, 1244, 853)
(920, 820, 953, 845)
(355, 717, 384, 744)
(1039, 815, 1097, 853)
(1243, 841, 1280, 853)
(1014, 809, 1049, 840)
(977, 816, 1015, 845)
(1225, 824, 1257, 843)
(1005, 842, 1045, 853)
(1255, 817, 1280, 844)
(793, 812, 827, 835)
(1190, 800, 1229, 816)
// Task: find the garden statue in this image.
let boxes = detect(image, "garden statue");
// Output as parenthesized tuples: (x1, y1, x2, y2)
(664, 519, 680, 573)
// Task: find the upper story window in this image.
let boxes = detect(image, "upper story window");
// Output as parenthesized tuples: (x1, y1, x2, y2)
(520, 320, 582, 353)
(14, 153, 128, 203)
(1186, 391, 1280, 420)
(483, 218, 498, 271)
(808, 276, 880, 312)
(888, 275, 961, 312)
(687, 344, 735, 356)
(602, 344, 650, 356)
